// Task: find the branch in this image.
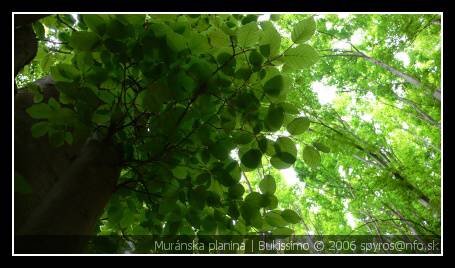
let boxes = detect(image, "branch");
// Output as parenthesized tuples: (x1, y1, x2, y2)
(242, 171, 253, 193)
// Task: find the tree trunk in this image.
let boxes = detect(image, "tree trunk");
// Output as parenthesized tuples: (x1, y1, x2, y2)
(355, 51, 441, 102)
(14, 15, 123, 253)
(394, 95, 440, 128)
(432, 88, 441, 101)
(14, 78, 123, 253)
(16, 139, 122, 253)
(14, 14, 48, 28)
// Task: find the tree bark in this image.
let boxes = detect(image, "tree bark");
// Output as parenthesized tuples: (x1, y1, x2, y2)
(394, 95, 440, 128)
(355, 51, 441, 102)
(432, 88, 441, 101)
(14, 15, 123, 253)
(352, 144, 431, 207)
(14, 77, 123, 253)
(14, 14, 49, 28)
(16, 139, 122, 253)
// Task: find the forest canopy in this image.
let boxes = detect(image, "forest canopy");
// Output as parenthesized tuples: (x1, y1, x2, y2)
(13, 13, 441, 254)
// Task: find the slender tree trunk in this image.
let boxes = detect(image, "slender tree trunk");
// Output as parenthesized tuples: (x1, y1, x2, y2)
(402, 98, 439, 127)
(432, 19, 441, 25)
(352, 144, 431, 207)
(432, 88, 441, 101)
(384, 204, 419, 235)
(403, 128, 440, 153)
(392, 93, 440, 128)
(355, 51, 441, 102)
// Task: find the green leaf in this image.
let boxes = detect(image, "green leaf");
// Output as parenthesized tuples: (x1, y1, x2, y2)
(40, 54, 54, 72)
(257, 136, 268, 153)
(92, 105, 111, 125)
(195, 172, 212, 188)
(208, 28, 230, 47)
(209, 139, 234, 160)
(270, 14, 281, 21)
(26, 103, 52, 119)
(228, 204, 240, 220)
(187, 58, 216, 83)
(291, 17, 316, 44)
(64, 132, 73, 145)
(265, 105, 284, 131)
(166, 31, 187, 52)
(217, 52, 236, 76)
(240, 202, 261, 225)
(104, 38, 127, 56)
(51, 64, 80, 82)
(228, 183, 245, 199)
(272, 227, 293, 236)
(15, 173, 32, 194)
(184, 31, 210, 54)
(235, 68, 252, 81)
(302, 145, 321, 168)
(264, 75, 284, 97)
(270, 155, 292, 169)
(313, 142, 331, 153)
(249, 50, 264, 67)
(48, 97, 61, 111)
(241, 15, 258, 25)
(172, 166, 188, 180)
(287, 117, 310, 135)
(259, 175, 276, 195)
(275, 137, 297, 156)
(232, 131, 254, 145)
(281, 102, 300, 114)
(263, 194, 278, 209)
(33, 93, 44, 103)
(136, 89, 162, 113)
(225, 159, 242, 183)
(159, 199, 179, 215)
(105, 18, 132, 39)
(235, 92, 260, 112)
(74, 52, 94, 72)
(49, 108, 76, 126)
(283, 44, 319, 71)
(237, 22, 260, 48)
(82, 14, 107, 36)
(281, 209, 301, 224)
(264, 212, 288, 227)
(260, 21, 281, 57)
(48, 129, 65, 147)
(259, 44, 270, 58)
(244, 192, 263, 208)
(270, 137, 297, 169)
(240, 149, 262, 169)
(32, 22, 45, 39)
(123, 14, 146, 27)
(69, 31, 100, 51)
(31, 121, 49, 138)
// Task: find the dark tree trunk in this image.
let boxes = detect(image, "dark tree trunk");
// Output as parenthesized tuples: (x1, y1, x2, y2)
(354, 51, 441, 102)
(14, 77, 123, 253)
(14, 14, 49, 28)
(14, 15, 123, 253)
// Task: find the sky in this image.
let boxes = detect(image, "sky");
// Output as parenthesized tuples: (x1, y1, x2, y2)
(280, 167, 300, 185)
(311, 81, 337, 105)
(395, 51, 411, 66)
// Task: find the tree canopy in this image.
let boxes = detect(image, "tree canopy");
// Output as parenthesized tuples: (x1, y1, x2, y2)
(14, 13, 441, 254)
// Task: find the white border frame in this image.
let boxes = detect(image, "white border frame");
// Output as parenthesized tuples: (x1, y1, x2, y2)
(12, 11, 443, 256)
